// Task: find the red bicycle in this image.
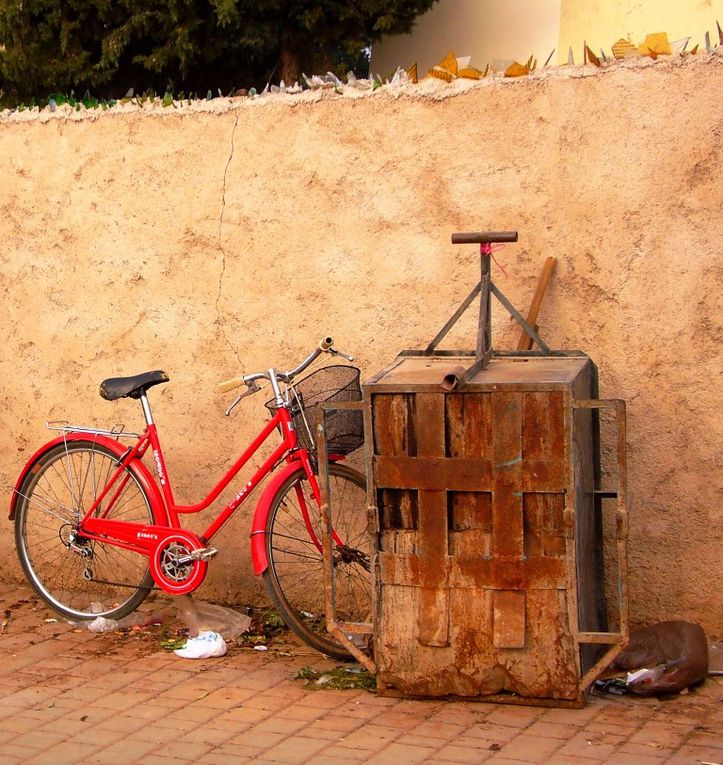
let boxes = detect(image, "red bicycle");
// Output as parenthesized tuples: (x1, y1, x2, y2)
(9, 338, 370, 659)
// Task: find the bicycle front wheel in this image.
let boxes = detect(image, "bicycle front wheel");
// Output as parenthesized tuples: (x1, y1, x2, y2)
(263, 463, 371, 660)
(14, 440, 156, 621)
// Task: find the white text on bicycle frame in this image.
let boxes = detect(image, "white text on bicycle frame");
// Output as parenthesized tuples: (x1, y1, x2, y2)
(233, 480, 253, 504)
(153, 450, 166, 486)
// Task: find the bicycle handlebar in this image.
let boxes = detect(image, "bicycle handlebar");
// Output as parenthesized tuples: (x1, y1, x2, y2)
(451, 231, 518, 244)
(217, 337, 353, 394)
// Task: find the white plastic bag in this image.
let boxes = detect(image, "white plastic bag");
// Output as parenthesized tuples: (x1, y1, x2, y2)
(174, 595, 251, 640)
(173, 630, 227, 659)
(86, 616, 120, 633)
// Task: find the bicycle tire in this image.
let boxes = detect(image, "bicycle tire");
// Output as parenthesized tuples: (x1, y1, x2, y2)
(14, 440, 156, 621)
(262, 463, 371, 660)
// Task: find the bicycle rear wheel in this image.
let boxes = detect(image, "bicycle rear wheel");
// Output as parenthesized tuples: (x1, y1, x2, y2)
(14, 440, 156, 621)
(262, 463, 371, 660)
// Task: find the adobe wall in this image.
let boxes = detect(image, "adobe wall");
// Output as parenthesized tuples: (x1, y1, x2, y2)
(1, 53, 721, 637)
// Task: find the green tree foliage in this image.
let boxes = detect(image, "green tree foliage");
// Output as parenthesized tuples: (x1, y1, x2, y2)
(0, 0, 437, 107)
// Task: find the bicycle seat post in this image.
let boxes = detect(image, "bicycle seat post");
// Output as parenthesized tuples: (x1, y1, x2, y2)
(139, 393, 155, 427)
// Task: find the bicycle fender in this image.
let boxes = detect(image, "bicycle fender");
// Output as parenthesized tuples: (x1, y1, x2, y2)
(8, 434, 168, 524)
(250, 460, 305, 576)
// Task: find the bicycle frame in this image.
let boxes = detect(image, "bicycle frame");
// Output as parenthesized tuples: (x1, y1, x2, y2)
(101, 403, 318, 537)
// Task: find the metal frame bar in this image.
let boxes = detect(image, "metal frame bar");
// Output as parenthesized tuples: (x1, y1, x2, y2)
(572, 398, 629, 692)
(317, 400, 376, 672)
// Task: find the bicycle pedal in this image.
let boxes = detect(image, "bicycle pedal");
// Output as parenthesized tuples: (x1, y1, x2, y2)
(190, 547, 218, 561)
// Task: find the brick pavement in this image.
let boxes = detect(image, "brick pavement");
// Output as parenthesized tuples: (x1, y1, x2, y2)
(0, 584, 720, 765)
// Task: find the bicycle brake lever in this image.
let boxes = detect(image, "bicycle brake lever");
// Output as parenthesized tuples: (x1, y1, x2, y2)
(224, 381, 261, 417)
(330, 347, 355, 362)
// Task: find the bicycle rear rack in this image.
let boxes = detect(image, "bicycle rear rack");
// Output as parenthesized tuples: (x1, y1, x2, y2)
(46, 421, 141, 440)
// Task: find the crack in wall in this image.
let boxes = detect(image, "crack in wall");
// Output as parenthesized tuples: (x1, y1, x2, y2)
(216, 113, 241, 365)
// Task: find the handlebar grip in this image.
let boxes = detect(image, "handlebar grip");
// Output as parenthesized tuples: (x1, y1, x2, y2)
(319, 336, 333, 351)
(451, 231, 518, 244)
(218, 377, 245, 393)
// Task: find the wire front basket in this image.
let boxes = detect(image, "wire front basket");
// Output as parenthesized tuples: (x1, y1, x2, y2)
(266, 365, 364, 455)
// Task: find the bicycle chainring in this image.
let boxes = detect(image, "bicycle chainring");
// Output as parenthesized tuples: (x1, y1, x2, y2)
(149, 530, 208, 595)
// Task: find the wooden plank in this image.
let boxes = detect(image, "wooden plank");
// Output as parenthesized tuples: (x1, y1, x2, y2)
(523, 493, 566, 557)
(449, 528, 492, 557)
(415, 393, 445, 457)
(516, 257, 557, 350)
(449, 491, 492, 531)
(445, 393, 492, 458)
(418, 587, 450, 647)
(372, 394, 414, 456)
(500, 589, 579, 699)
(491, 392, 524, 557)
(493, 590, 527, 648)
(378, 488, 418, 531)
(523, 493, 545, 557)
(417, 490, 448, 568)
(377, 552, 565, 590)
(416, 489, 449, 646)
(376, 455, 493, 491)
(523, 391, 565, 461)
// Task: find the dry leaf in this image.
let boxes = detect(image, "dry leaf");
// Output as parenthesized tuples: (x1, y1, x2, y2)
(407, 62, 418, 84)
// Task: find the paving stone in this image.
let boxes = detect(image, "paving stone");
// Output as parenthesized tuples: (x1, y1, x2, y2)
(434, 743, 495, 763)
(366, 741, 439, 764)
(308, 744, 375, 761)
(23, 741, 100, 765)
(256, 734, 329, 763)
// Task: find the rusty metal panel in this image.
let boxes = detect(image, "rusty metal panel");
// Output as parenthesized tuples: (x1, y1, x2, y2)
(366, 354, 627, 706)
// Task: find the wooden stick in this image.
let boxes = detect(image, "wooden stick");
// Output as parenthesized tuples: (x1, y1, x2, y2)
(516, 257, 557, 350)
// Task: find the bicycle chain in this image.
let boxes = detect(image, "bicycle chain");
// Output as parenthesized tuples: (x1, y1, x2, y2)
(82, 569, 152, 592)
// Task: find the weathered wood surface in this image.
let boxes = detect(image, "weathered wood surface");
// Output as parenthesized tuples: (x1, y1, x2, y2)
(367, 356, 597, 703)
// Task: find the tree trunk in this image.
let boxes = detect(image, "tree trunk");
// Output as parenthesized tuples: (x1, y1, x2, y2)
(279, 27, 301, 85)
